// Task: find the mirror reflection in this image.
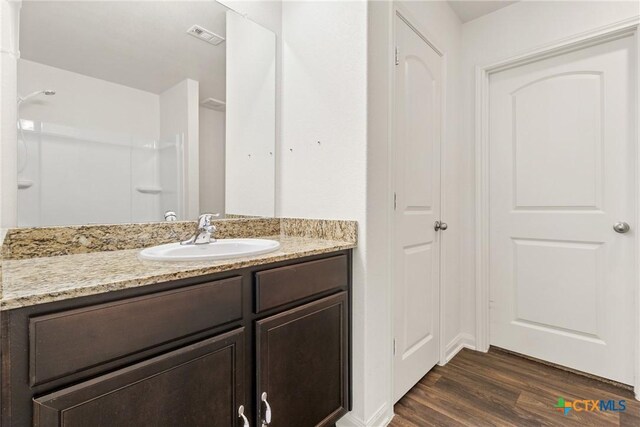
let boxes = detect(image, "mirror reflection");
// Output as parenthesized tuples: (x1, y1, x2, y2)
(16, 0, 276, 227)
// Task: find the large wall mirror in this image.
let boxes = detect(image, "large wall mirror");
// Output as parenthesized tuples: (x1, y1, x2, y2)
(15, 0, 276, 227)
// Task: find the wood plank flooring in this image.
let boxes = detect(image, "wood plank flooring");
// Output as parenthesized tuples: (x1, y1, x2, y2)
(390, 347, 639, 427)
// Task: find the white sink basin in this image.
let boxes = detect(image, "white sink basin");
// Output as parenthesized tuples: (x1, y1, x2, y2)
(138, 238, 281, 262)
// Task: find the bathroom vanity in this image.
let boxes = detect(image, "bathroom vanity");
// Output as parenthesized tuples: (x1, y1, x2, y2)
(0, 219, 356, 427)
(5, 0, 355, 423)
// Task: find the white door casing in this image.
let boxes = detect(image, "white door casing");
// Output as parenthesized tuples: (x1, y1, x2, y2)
(488, 34, 636, 385)
(392, 12, 442, 403)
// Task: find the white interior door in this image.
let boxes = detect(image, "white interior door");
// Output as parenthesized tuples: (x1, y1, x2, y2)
(393, 14, 442, 402)
(489, 35, 636, 385)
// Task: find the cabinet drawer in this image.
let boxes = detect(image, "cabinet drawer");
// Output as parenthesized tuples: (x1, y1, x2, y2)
(30, 276, 242, 386)
(255, 255, 348, 312)
(33, 328, 245, 427)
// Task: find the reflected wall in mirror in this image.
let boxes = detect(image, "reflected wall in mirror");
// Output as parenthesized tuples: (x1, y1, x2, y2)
(16, 0, 276, 227)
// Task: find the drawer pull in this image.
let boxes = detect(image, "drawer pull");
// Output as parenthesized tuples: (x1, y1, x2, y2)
(238, 405, 250, 427)
(261, 392, 272, 426)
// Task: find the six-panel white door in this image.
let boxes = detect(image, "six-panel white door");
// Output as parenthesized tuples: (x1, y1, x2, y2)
(489, 35, 636, 384)
(393, 14, 442, 402)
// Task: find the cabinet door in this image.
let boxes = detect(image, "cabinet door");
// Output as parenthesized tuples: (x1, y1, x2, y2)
(33, 328, 246, 427)
(256, 292, 349, 426)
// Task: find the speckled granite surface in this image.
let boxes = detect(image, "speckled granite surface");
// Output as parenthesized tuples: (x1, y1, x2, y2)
(0, 218, 357, 311)
(281, 218, 358, 242)
(224, 213, 262, 219)
(1, 235, 355, 310)
(2, 218, 281, 260)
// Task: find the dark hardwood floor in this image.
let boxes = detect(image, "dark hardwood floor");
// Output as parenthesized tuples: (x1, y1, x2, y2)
(390, 347, 639, 427)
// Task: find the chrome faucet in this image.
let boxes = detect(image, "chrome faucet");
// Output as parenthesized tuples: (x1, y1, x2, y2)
(181, 213, 219, 245)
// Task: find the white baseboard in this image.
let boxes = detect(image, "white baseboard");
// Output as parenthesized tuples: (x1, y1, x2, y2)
(337, 403, 393, 427)
(337, 412, 363, 427)
(366, 403, 393, 427)
(441, 332, 476, 364)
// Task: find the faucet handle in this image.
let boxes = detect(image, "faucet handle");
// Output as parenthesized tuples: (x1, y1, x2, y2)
(198, 213, 220, 226)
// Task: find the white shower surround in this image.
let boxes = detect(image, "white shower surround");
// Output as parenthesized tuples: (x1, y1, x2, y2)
(16, 60, 200, 226)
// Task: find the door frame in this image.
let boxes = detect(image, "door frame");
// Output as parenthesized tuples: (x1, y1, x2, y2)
(474, 16, 640, 397)
(390, 1, 448, 399)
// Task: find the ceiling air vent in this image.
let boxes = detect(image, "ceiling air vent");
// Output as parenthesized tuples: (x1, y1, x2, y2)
(201, 97, 226, 111)
(187, 25, 225, 46)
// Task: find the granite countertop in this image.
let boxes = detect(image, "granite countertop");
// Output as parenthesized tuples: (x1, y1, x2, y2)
(1, 234, 356, 311)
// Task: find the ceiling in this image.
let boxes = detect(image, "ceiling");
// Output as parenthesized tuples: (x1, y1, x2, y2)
(448, 0, 519, 23)
(19, 1, 229, 101)
(19, 1, 517, 98)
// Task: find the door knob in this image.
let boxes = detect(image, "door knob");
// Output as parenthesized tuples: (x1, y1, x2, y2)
(238, 405, 250, 427)
(613, 222, 630, 234)
(434, 221, 448, 231)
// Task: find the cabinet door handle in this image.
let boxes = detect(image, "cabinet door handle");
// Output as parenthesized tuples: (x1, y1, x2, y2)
(238, 405, 250, 427)
(261, 392, 272, 426)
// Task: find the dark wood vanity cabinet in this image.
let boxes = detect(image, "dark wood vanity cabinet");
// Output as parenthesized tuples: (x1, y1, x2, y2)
(33, 329, 245, 427)
(1, 250, 352, 427)
(256, 292, 349, 426)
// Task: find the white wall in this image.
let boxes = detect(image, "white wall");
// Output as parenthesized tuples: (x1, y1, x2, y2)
(279, 1, 373, 425)
(459, 0, 640, 345)
(280, 1, 367, 220)
(199, 107, 225, 214)
(364, 2, 394, 424)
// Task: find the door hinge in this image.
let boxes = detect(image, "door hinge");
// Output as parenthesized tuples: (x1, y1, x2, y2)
(395, 46, 399, 65)
(393, 192, 397, 210)
(393, 338, 397, 355)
